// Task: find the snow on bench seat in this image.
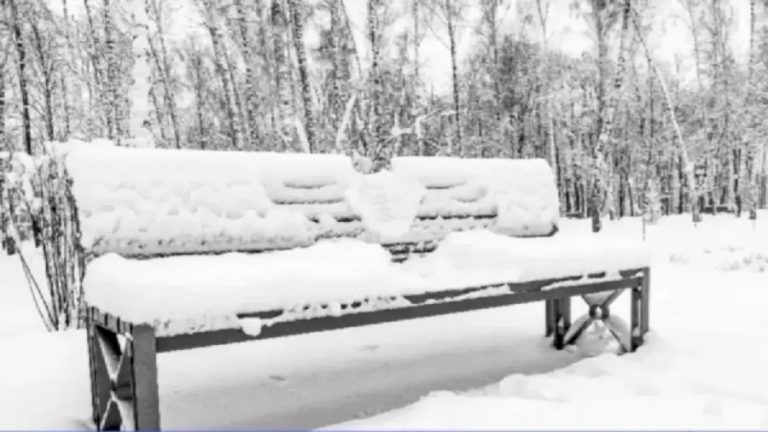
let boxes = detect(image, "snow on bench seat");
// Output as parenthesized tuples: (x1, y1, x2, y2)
(83, 232, 650, 337)
(64, 144, 362, 257)
(83, 239, 409, 336)
(403, 230, 650, 292)
(390, 157, 559, 239)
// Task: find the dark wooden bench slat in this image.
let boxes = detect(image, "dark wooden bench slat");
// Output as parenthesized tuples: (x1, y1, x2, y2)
(155, 274, 644, 353)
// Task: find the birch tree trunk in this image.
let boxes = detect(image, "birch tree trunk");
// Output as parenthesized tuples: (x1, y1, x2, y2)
(61, 0, 72, 139)
(329, 0, 343, 128)
(632, 8, 699, 222)
(535, 0, 559, 200)
(287, 0, 316, 153)
(368, 0, 386, 167)
(482, 0, 501, 120)
(201, 0, 240, 149)
(272, 0, 294, 149)
(103, 0, 121, 141)
(233, 0, 260, 149)
(222, 42, 248, 149)
(0, 42, 5, 150)
(146, 0, 181, 149)
(83, 0, 106, 138)
(746, 0, 757, 218)
(8, 0, 32, 154)
(412, 0, 425, 155)
(445, 0, 462, 154)
(30, 19, 56, 141)
(189, 48, 207, 149)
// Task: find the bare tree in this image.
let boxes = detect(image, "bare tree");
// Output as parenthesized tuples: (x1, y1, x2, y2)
(368, 0, 386, 165)
(145, 0, 181, 149)
(0, 8, 7, 150)
(232, 0, 260, 149)
(199, 0, 241, 149)
(581, 0, 624, 231)
(481, 0, 502, 119)
(287, 0, 316, 152)
(8, 0, 32, 154)
(271, 0, 294, 149)
(28, 3, 57, 141)
(436, 0, 464, 154)
(103, 0, 122, 140)
(632, 6, 699, 223)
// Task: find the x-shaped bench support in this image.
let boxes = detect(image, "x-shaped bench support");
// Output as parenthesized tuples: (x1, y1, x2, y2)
(85, 269, 650, 431)
(545, 270, 650, 353)
(87, 319, 159, 430)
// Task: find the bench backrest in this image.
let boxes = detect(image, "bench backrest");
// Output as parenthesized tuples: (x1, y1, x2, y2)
(391, 157, 559, 237)
(63, 144, 559, 260)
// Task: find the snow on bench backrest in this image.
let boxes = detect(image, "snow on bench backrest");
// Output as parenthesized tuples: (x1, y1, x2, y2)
(63, 142, 560, 260)
(65, 144, 362, 258)
(390, 157, 559, 240)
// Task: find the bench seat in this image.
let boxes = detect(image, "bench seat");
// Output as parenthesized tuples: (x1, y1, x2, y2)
(84, 230, 649, 338)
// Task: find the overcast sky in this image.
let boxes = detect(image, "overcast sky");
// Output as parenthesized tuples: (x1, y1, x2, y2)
(342, 0, 753, 93)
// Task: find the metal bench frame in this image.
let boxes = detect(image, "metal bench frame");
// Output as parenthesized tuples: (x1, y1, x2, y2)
(86, 267, 650, 430)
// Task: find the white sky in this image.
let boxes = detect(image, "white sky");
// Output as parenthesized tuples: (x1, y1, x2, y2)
(47, 0, 753, 93)
(342, 0, 753, 92)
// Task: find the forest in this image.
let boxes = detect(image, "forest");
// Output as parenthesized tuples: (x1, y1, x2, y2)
(1, 0, 768, 225)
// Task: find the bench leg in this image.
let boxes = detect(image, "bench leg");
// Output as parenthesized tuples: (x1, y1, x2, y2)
(630, 268, 651, 351)
(552, 297, 571, 349)
(560, 269, 651, 353)
(557, 288, 640, 353)
(87, 318, 160, 430)
(132, 325, 161, 430)
(87, 320, 110, 427)
(545, 299, 555, 337)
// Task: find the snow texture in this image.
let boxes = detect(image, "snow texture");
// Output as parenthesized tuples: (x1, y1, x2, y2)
(346, 171, 427, 240)
(2, 213, 768, 429)
(64, 145, 359, 257)
(402, 230, 648, 291)
(64, 145, 565, 258)
(83, 238, 405, 335)
(83, 230, 649, 334)
(391, 157, 560, 237)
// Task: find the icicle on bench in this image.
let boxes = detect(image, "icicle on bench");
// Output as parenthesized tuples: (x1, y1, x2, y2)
(63, 145, 651, 431)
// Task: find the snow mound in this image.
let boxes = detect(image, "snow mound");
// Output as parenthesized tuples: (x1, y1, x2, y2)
(346, 171, 427, 240)
(391, 157, 559, 237)
(83, 238, 406, 333)
(669, 243, 768, 273)
(403, 230, 650, 290)
(334, 341, 768, 430)
(64, 145, 359, 257)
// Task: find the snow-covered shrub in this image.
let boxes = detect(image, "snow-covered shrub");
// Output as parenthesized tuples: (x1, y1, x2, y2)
(35, 153, 86, 329)
(1, 153, 38, 252)
(719, 251, 768, 272)
(3, 150, 85, 330)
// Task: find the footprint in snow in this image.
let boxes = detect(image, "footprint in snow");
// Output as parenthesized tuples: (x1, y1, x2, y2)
(268, 375, 287, 383)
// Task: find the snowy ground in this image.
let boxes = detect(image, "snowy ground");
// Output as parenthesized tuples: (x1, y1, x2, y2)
(1, 213, 767, 429)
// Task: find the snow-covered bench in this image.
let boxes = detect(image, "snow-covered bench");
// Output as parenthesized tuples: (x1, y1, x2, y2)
(65, 145, 651, 430)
